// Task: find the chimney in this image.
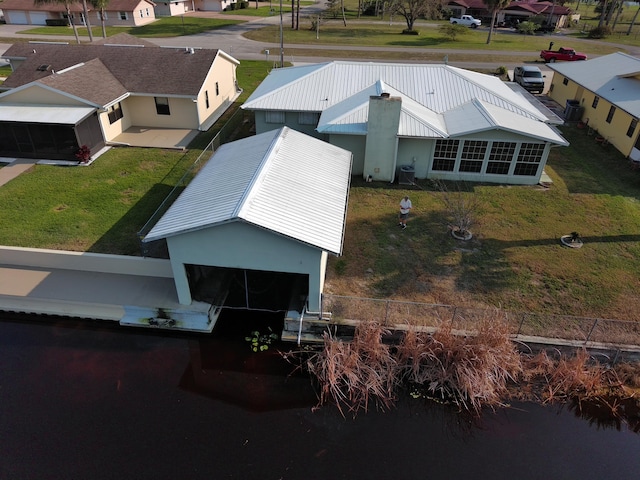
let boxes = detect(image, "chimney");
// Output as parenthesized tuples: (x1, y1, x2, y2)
(363, 95, 402, 182)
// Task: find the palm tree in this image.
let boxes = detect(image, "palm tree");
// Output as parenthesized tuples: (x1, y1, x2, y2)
(80, 0, 94, 41)
(34, 0, 81, 44)
(90, 0, 109, 38)
(483, 0, 510, 44)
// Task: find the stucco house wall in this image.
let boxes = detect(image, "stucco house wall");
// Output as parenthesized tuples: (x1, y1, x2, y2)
(195, 53, 239, 128)
(0, 85, 86, 106)
(125, 95, 199, 129)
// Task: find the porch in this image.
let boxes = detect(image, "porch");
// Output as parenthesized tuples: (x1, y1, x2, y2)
(109, 126, 200, 150)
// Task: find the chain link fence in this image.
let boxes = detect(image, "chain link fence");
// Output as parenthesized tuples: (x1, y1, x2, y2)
(322, 294, 640, 347)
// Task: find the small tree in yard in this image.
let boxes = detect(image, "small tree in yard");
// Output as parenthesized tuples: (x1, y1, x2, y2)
(439, 23, 468, 40)
(517, 21, 539, 35)
(432, 180, 482, 238)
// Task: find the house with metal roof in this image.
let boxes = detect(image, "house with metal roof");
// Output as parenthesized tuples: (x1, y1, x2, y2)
(0, 38, 240, 160)
(547, 52, 640, 161)
(143, 126, 353, 315)
(242, 61, 568, 186)
(0, 0, 157, 27)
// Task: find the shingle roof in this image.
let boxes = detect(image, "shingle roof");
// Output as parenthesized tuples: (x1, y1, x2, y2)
(1, 42, 238, 105)
(547, 52, 640, 118)
(244, 61, 564, 143)
(144, 127, 352, 255)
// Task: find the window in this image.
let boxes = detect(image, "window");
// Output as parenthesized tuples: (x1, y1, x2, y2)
(215, 82, 219, 96)
(606, 105, 616, 124)
(458, 140, 487, 173)
(155, 97, 170, 115)
(592, 96, 599, 109)
(486, 141, 515, 175)
(562, 77, 568, 86)
(146, 8, 150, 16)
(107, 102, 123, 124)
(265, 111, 285, 124)
(514, 143, 545, 176)
(432, 139, 459, 172)
(298, 112, 320, 126)
(119, 11, 127, 20)
(627, 118, 638, 138)
(205, 91, 209, 109)
(99, 11, 108, 20)
(139, 9, 144, 17)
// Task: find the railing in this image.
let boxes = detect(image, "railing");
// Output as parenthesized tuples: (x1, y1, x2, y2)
(322, 294, 640, 348)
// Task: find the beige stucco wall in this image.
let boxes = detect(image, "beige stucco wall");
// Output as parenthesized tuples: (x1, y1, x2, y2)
(195, 53, 238, 128)
(0, 85, 87, 106)
(126, 95, 199, 129)
(98, 101, 134, 142)
(103, 1, 156, 26)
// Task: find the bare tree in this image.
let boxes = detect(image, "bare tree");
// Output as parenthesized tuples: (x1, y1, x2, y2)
(627, 5, 640, 35)
(390, 0, 441, 32)
(34, 0, 81, 44)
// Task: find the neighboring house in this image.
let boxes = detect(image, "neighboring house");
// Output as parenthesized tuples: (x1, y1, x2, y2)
(547, 52, 640, 161)
(193, 0, 235, 12)
(447, 0, 571, 28)
(154, 0, 193, 17)
(0, 0, 157, 27)
(242, 61, 568, 186)
(143, 127, 353, 314)
(0, 36, 241, 160)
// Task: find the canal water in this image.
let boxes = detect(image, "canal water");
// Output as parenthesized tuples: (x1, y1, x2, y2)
(1, 312, 639, 480)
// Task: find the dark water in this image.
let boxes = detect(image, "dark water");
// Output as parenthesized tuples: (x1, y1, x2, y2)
(1, 313, 639, 480)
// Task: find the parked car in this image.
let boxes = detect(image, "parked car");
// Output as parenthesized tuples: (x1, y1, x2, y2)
(449, 15, 481, 28)
(540, 47, 587, 63)
(513, 66, 545, 94)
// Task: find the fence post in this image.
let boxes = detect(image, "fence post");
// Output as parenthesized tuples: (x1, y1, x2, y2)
(517, 313, 526, 336)
(385, 300, 390, 325)
(585, 318, 599, 343)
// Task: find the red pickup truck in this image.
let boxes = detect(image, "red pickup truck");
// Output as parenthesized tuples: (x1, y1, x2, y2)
(540, 47, 587, 63)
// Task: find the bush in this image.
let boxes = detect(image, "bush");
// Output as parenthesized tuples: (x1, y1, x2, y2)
(439, 23, 468, 41)
(517, 21, 539, 35)
(588, 25, 612, 38)
(496, 65, 508, 77)
(402, 29, 420, 35)
(239, 1, 248, 8)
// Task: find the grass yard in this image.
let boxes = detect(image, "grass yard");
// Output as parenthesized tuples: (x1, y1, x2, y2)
(16, 16, 244, 38)
(324, 125, 640, 322)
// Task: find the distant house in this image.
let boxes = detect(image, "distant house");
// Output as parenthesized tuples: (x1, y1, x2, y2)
(447, 0, 571, 28)
(192, 0, 236, 12)
(242, 61, 568, 186)
(154, 0, 193, 17)
(143, 127, 353, 314)
(0, 36, 241, 160)
(547, 52, 640, 161)
(0, 0, 157, 27)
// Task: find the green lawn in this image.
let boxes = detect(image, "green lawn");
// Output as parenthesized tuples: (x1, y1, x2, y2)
(17, 16, 244, 38)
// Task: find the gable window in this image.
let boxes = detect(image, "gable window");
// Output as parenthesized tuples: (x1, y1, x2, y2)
(140, 9, 144, 17)
(107, 102, 123, 124)
(155, 97, 170, 115)
(627, 118, 638, 138)
(606, 106, 616, 124)
(562, 77, 568, 86)
(486, 141, 516, 175)
(514, 143, 545, 176)
(432, 139, 459, 172)
(459, 140, 487, 173)
(146, 8, 150, 16)
(592, 96, 599, 109)
(265, 111, 285, 124)
(298, 112, 320, 126)
(215, 82, 219, 96)
(205, 91, 210, 109)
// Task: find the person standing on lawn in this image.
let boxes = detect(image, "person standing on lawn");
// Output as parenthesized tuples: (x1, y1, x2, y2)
(399, 196, 412, 229)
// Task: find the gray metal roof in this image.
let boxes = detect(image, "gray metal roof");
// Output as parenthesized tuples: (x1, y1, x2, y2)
(243, 61, 564, 142)
(547, 52, 640, 118)
(144, 127, 352, 255)
(0, 104, 95, 124)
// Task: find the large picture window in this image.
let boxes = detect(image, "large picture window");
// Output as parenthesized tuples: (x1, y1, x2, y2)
(432, 139, 459, 172)
(514, 143, 545, 176)
(107, 102, 123, 124)
(486, 141, 515, 175)
(459, 140, 487, 173)
(265, 111, 285, 124)
(155, 97, 170, 115)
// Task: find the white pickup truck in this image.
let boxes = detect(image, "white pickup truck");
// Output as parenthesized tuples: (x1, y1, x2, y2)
(449, 15, 481, 28)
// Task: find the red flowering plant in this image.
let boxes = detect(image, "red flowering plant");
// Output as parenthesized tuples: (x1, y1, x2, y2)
(75, 145, 91, 164)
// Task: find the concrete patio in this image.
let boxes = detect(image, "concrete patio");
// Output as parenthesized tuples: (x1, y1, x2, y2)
(109, 126, 200, 150)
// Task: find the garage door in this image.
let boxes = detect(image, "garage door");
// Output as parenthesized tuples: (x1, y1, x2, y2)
(7, 11, 28, 24)
(29, 12, 49, 25)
